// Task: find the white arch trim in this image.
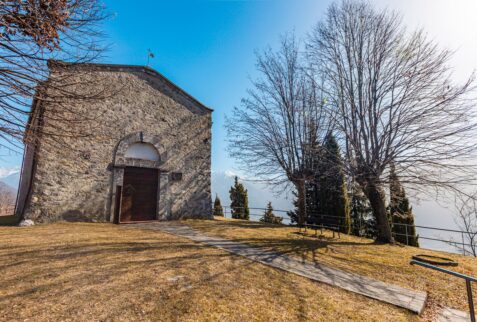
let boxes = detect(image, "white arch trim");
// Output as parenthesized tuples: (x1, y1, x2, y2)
(124, 142, 160, 161)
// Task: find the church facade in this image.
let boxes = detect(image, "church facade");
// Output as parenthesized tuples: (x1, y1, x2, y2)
(16, 61, 212, 223)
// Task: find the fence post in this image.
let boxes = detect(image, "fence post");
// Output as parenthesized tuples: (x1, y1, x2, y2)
(466, 280, 476, 322)
(405, 224, 409, 245)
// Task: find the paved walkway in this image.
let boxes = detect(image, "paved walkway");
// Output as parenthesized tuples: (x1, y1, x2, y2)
(126, 222, 427, 315)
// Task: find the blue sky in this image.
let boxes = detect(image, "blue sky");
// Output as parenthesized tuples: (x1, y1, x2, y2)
(98, 0, 477, 179)
(2, 0, 335, 169)
(2, 0, 476, 174)
(100, 0, 332, 174)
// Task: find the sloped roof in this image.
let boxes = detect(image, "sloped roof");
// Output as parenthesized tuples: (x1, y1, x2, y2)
(47, 60, 213, 113)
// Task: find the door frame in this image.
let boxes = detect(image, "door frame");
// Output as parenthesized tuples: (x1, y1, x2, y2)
(118, 166, 160, 223)
(113, 185, 122, 224)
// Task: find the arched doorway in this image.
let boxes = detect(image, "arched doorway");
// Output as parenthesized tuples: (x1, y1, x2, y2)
(120, 143, 160, 221)
(110, 132, 169, 223)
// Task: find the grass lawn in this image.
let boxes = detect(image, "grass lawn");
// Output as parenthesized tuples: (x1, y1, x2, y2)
(0, 222, 418, 321)
(184, 217, 477, 320)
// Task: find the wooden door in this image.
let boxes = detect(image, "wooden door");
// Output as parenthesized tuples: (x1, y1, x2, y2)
(120, 167, 159, 222)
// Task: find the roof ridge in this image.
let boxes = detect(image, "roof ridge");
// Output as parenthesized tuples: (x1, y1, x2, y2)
(47, 60, 213, 113)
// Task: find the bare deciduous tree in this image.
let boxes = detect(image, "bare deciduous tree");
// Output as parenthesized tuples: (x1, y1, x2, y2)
(0, 183, 15, 216)
(0, 0, 108, 152)
(226, 35, 333, 225)
(307, 0, 476, 242)
(453, 193, 477, 256)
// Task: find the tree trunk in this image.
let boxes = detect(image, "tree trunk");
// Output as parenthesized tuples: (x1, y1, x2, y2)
(364, 183, 394, 243)
(295, 180, 307, 227)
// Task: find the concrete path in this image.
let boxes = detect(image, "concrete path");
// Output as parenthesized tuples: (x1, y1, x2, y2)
(127, 222, 427, 315)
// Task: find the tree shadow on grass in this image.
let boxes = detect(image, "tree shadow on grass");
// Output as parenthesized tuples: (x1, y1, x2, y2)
(0, 231, 322, 321)
(0, 222, 423, 321)
(166, 221, 401, 283)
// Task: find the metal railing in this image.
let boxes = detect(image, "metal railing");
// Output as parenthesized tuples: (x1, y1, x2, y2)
(220, 206, 291, 222)
(393, 221, 477, 256)
(216, 205, 477, 256)
(411, 259, 477, 322)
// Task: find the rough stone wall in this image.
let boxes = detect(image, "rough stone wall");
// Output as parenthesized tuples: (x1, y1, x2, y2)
(23, 66, 212, 223)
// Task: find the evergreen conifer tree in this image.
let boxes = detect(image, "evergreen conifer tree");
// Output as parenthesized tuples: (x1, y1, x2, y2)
(349, 182, 376, 238)
(229, 176, 250, 220)
(287, 191, 300, 224)
(302, 121, 321, 225)
(213, 194, 224, 217)
(389, 164, 419, 246)
(261, 201, 283, 224)
(314, 134, 351, 233)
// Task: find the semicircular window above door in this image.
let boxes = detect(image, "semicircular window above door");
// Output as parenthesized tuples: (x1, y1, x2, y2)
(124, 142, 160, 161)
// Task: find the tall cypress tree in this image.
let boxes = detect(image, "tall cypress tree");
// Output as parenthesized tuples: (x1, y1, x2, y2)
(303, 120, 321, 225)
(289, 129, 351, 234)
(349, 182, 376, 238)
(313, 134, 351, 233)
(389, 164, 419, 246)
(287, 190, 300, 224)
(229, 176, 250, 220)
(213, 194, 224, 217)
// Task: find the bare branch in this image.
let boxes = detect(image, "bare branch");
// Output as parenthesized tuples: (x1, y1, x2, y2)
(0, 0, 109, 153)
(226, 34, 333, 224)
(306, 0, 477, 242)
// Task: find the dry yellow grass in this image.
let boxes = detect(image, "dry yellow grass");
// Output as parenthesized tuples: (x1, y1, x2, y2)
(184, 217, 477, 319)
(0, 222, 419, 321)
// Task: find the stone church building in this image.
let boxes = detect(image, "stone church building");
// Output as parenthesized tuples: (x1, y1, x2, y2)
(16, 61, 212, 223)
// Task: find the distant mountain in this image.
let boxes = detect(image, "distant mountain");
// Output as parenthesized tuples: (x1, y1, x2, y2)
(0, 171, 20, 193)
(0, 167, 20, 190)
(211, 171, 294, 219)
(0, 181, 16, 196)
